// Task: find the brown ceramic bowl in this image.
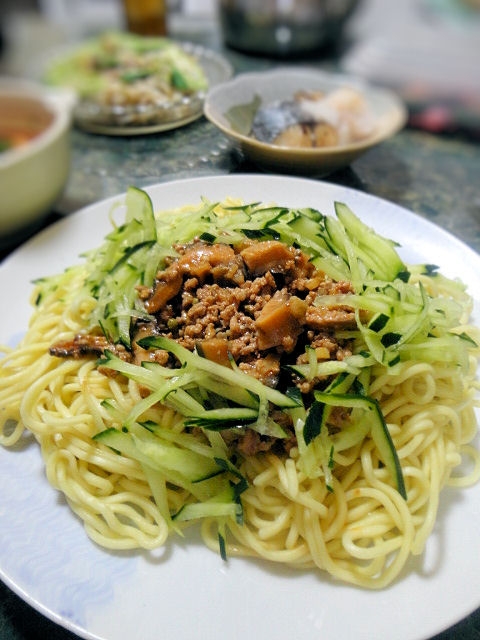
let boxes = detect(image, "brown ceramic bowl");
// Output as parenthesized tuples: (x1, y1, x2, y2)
(204, 68, 407, 176)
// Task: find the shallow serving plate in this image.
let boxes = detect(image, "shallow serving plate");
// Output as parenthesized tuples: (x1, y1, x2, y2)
(204, 68, 407, 175)
(41, 41, 232, 136)
(0, 175, 479, 640)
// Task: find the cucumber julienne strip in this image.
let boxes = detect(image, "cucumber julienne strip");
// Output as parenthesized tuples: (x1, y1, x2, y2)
(184, 407, 259, 430)
(313, 391, 407, 500)
(137, 335, 299, 411)
(94, 425, 244, 528)
(85, 187, 159, 347)
(333, 202, 404, 283)
(142, 360, 259, 410)
(101, 339, 294, 439)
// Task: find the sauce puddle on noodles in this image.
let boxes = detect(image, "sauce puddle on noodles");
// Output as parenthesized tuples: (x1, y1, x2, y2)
(1, 187, 479, 589)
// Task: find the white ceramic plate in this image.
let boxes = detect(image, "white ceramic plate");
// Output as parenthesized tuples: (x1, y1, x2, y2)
(204, 69, 407, 176)
(1, 175, 479, 640)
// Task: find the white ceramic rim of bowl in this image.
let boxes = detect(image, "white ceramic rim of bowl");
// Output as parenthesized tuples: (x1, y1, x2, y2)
(204, 67, 408, 156)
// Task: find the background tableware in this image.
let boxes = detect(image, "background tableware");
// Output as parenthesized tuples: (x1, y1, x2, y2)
(204, 68, 407, 175)
(0, 77, 72, 245)
(43, 39, 233, 135)
(121, 0, 167, 36)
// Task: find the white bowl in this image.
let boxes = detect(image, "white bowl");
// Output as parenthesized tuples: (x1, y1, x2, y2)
(0, 78, 73, 244)
(204, 68, 407, 176)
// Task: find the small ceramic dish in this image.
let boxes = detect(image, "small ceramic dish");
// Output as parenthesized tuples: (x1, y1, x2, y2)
(0, 78, 73, 244)
(204, 68, 407, 175)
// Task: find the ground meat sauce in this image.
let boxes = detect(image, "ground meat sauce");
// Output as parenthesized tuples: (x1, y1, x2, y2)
(50, 238, 357, 456)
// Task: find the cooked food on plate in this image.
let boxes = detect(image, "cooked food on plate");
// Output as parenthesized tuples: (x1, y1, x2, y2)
(43, 31, 208, 110)
(251, 87, 376, 148)
(1, 188, 479, 589)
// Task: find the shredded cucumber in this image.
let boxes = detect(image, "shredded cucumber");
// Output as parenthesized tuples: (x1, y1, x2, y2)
(173, 486, 242, 523)
(100, 337, 296, 439)
(79, 189, 480, 526)
(84, 187, 161, 347)
(94, 422, 245, 530)
(313, 391, 407, 500)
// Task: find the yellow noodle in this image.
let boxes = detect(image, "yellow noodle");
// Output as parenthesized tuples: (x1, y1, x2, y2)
(1, 218, 479, 591)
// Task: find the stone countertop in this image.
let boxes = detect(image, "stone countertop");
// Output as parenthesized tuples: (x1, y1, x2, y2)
(0, 8, 480, 640)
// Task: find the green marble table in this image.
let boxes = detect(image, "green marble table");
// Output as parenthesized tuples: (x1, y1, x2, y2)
(1, 14, 480, 640)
